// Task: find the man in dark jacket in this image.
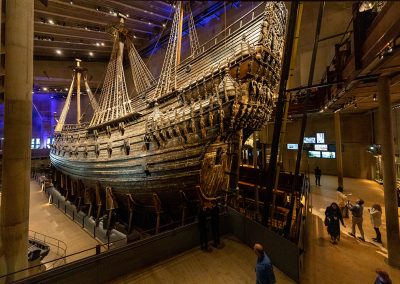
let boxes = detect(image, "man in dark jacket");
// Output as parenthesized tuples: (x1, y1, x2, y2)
(314, 166, 322, 186)
(254, 243, 276, 284)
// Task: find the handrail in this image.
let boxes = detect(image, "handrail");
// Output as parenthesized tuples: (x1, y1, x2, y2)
(0, 236, 126, 281)
(29, 230, 67, 268)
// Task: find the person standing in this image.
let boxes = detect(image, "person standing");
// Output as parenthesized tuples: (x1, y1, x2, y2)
(336, 187, 349, 218)
(198, 205, 211, 252)
(369, 204, 382, 243)
(314, 166, 322, 186)
(254, 243, 276, 284)
(210, 204, 221, 248)
(348, 199, 365, 241)
(325, 202, 346, 244)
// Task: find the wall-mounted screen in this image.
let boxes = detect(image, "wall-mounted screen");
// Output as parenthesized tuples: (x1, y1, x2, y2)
(308, 151, 321, 158)
(304, 137, 316, 143)
(322, 152, 336, 159)
(328, 144, 336, 152)
(287, 144, 298, 150)
(316, 133, 325, 143)
(314, 144, 328, 151)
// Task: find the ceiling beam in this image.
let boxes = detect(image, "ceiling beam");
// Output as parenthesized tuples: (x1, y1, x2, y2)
(48, 0, 163, 28)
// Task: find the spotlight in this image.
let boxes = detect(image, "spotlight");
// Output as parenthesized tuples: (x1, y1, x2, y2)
(48, 19, 54, 24)
(96, 42, 100, 46)
(373, 94, 377, 101)
(126, 14, 129, 17)
(133, 35, 137, 39)
(89, 52, 94, 56)
(70, 1, 73, 4)
(56, 49, 62, 54)
(162, 23, 166, 28)
(43, 87, 48, 91)
(64, 88, 68, 91)
(101, 42, 105, 46)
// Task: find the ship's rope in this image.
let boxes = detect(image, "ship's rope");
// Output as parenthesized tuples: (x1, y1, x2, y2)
(152, 1, 183, 100)
(187, 2, 200, 58)
(127, 38, 155, 95)
(55, 75, 75, 132)
(90, 32, 133, 126)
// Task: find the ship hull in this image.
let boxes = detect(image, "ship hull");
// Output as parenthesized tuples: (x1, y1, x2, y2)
(49, 2, 287, 233)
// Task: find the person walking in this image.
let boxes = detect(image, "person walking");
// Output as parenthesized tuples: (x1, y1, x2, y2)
(325, 202, 346, 244)
(254, 243, 276, 284)
(348, 199, 365, 241)
(314, 166, 322, 186)
(369, 204, 382, 243)
(336, 187, 349, 218)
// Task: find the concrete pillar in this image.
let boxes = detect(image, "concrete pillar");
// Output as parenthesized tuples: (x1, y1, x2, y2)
(253, 132, 259, 218)
(334, 112, 344, 188)
(378, 75, 400, 267)
(0, 0, 34, 281)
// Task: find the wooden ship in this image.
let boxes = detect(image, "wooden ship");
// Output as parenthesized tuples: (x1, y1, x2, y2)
(50, 2, 287, 234)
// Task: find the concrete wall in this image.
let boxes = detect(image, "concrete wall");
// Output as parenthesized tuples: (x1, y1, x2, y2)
(260, 112, 375, 179)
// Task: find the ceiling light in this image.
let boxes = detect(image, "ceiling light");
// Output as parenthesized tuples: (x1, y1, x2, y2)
(48, 19, 54, 24)
(43, 87, 48, 91)
(162, 23, 166, 28)
(133, 35, 137, 39)
(56, 49, 62, 54)
(148, 22, 151, 25)
(96, 42, 100, 46)
(89, 52, 94, 56)
(373, 94, 377, 101)
(96, 7, 100, 11)
(126, 14, 129, 17)
(101, 42, 105, 46)
(70, 1, 73, 4)
(64, 88, 68, 91)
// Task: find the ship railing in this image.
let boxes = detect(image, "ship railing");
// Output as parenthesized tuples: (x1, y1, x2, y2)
(180, 2, 265, 67)
(61, 122, 89, 132)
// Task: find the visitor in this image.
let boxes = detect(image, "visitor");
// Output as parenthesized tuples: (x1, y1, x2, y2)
(369, 204, 382, 243)
(374, 269, 392, 284)
(198, 205, 211, 252)
(325, 202, 345, 244)
(314, 166, 321, 186)
(211, 204, 221, 248)
(254, 243, 276, 284)
(348, 199, 365, 241)
(336, 187, 349, 218)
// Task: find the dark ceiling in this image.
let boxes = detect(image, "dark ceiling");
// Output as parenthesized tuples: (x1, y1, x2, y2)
(33, 0, 217, 61)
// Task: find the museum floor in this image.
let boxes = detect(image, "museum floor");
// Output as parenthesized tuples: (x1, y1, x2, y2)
(27, 176, 400, 283)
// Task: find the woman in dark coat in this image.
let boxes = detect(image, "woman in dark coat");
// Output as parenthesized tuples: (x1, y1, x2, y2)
(325, 202, 345, 244)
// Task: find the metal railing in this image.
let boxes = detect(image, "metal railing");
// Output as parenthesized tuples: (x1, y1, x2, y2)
(28, 230, 67, 269)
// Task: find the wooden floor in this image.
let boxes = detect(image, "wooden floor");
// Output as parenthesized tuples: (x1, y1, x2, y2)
(109, 236, 294, 284)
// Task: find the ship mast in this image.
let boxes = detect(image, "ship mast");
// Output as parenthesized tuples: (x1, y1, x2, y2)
(76, 59, 81, 125)
(175, 3, 183, 89)
(54, 59, 97, 132)
(153, 1, 200, 100)
(90, 14, 155, 127)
